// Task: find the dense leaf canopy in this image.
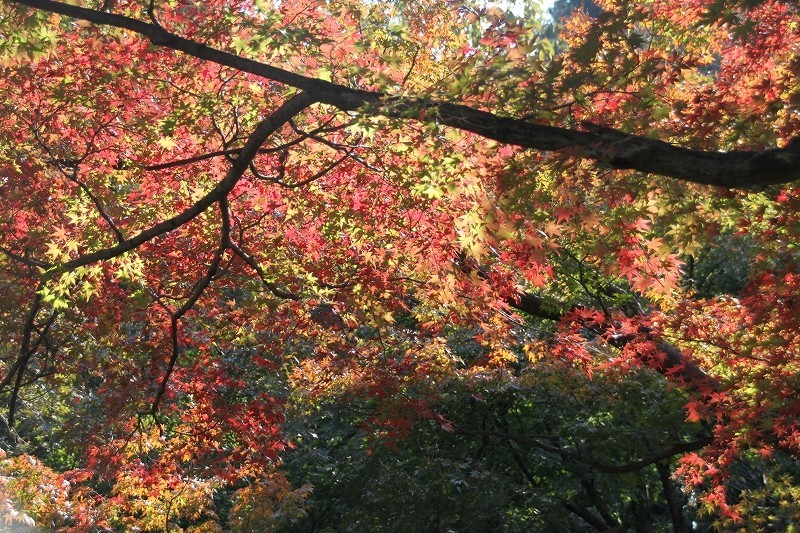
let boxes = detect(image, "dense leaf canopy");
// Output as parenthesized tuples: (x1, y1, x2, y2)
(0, 0, 799, 530)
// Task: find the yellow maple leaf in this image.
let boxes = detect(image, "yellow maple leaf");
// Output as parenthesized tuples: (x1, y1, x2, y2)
(157, 136, 177, 150)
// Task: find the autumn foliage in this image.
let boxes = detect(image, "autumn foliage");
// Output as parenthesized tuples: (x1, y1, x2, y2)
(0, 0, 799, 529)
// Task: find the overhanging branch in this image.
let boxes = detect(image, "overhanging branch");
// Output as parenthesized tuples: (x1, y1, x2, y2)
(12, 0, 800, 187)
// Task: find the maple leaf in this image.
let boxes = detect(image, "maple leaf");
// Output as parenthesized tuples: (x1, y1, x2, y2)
(685, 399, 705, 423)
(157, 137, 177, 150)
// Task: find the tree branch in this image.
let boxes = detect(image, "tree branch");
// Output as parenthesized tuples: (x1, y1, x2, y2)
(1, 292, 43, 426)
(0, 246, 49, 269)
(228, 241, 300, 300)
(657, 460, 688, 533)
(261, 149, 353, 188)
(12, 0, 800, 187)
(42, 92, 314, 280)
(562, 501, 612, 531)
(4, 94, 313, 420)
(150, 199, 229, 414)
(454, 427, 712, 474)
(63, 167, 125, 243)
(453, 249, 721, 394)
(509, 288, 720, 393)
(140, 119, 343, 171)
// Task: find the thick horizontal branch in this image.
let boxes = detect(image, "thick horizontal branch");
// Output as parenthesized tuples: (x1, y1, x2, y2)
(13, 0, 800, 187)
